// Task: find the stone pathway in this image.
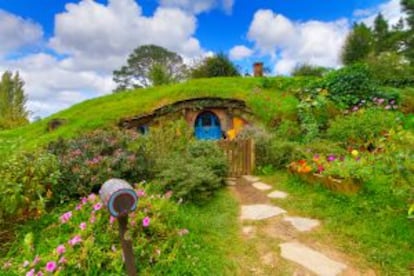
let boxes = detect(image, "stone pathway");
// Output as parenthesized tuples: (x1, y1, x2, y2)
(235, 174, 354, 276)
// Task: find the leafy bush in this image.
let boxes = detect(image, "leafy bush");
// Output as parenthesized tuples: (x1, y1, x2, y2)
(256, 138, 305, 170)
(291, 64, 331, 77)
(48, 129, 154, 203)
(0, 151, 60, 223)
(327, 109, 402, 148)
(157, 141, 228, 204)
(274, 120, 302, 141)
(1, 186, 187, 275)
(322, 63, 377, 108)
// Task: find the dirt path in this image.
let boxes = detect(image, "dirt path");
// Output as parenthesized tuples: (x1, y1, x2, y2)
(228, 176, 376, 276)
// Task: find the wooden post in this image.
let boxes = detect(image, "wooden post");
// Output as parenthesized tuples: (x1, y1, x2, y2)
(118, 216, 137, 276)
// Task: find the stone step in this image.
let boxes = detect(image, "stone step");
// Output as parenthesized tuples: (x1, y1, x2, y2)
(241, 204, 286, 220)
(240, 175, 260, 185)
(252, 181, 272, 191)
(283, 216, 320, 232)
(267, 190, 288, 199)
(280, 242, 347, 276)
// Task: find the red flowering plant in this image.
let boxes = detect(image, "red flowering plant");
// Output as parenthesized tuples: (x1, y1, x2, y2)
(2, 183, 189, 275)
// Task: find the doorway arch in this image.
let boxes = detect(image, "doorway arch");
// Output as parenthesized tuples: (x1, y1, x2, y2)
(194, 111, 222, 140)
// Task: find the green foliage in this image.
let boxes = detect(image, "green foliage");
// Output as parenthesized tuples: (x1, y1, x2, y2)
(0, 71, 29, 130)
(256, 138, 305, 170)
(341, 23, 374, 65)
(0, 151, 60, 223)
(366, 52, 414, 87)
(191, 53, 240, 78)
(157, 141, 228, 204)
(291, 64, 330, 77)
(322, 63, 377, 108)
(401, 0, 414, 63)
(274, 120, 302, 141)
(373, 13, 390, 54)
(47, 129, 153, 203)
(327, 109, 403, 148)
(112, 44, 186, 91)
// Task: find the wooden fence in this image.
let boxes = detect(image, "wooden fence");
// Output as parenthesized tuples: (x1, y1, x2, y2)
(217, 139, 255, 177)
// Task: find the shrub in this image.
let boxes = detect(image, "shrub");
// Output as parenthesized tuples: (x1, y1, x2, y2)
(322, 63, 377, 108)
(274, 120, 302, 141)
(48, 129, 154, 203)
(291, 64, 331, 77)
(157, 141, 228, 204)
(327, 109, 403, 148)
(0, 151, 60, 223)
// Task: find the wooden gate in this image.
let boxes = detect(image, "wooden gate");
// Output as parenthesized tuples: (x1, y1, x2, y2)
(217, 139, 255, 177)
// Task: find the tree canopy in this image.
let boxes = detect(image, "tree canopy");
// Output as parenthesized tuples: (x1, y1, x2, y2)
(0, 71, 29, 129)
(112, 45, 186, 92)
(341, 23, 374, 65)
(190, 53, 240, 78)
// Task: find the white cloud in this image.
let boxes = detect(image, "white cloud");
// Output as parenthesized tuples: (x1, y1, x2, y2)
(247, 9, 349, 74)
(357, 0, 406, 27)
(0, 9, 43, 54)
(158, 0, 234, 14)
(229, 45, 253, 60)
(50, 0, 203, 73)
(2, 53, 115, 118)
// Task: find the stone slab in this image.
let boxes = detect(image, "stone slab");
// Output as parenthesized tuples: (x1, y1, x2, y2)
(226, 180, 236, 186)
(267, 190, 288, 199)
(241, 175, 260, 183)
(280, 242, 347, 276)
(252, 182, 272, 191)
(283, 216, 320, 232)
(241, 204, 286, 220)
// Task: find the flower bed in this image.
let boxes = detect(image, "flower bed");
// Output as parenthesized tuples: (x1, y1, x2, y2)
(287, 152, 364, 194)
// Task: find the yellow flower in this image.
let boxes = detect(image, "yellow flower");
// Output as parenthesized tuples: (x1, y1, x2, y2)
(351, 150, 359, 157)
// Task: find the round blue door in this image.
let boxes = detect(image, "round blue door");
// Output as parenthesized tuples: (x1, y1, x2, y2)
(195, 112, 222, 140)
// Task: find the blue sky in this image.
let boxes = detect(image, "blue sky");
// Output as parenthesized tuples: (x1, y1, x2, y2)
(0, 0, 405, 118)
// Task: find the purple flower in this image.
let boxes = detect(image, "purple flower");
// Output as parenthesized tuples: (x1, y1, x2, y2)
(109, 216, 116, 224)
(352, 106, 359, 112)
(36, 272, 43, 276)
(377, 98, 385, 104)
(45, 261, 57, 272)
(81, 197, 88, 205)
(327, 155, 336, 162)
(32, 256, 40, 266)
(136, 190, 145, 197)
(88, 193, 97, 202)
(56, 244, 66, 255)
(389, 99, 396, 105)
(58, 257, 67, 264)
(142, 216, 150, 227)
(59, 211, 72, 224)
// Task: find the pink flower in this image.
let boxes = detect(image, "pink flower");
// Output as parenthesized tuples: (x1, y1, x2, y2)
(136, 190, 145, 197)
(32, 255, 40, 266)
(80, 222, 87, 231)
(56, 244, 66, 255)
(130, 220, 136, 227)
(26, 269, 35, 276)
(58, 257, 67, 264)
(93, 202, 102, 211)
(142, 216, 150, 227)
(59, 211, 72, 224)
(75, 204, 82, 210)
(36, 272, 43, 276)
(90, 214, 96, 224)
(88, 193, 97, 202)
(109, 216, 116, 224)
(164, 191, 173, 199)
(45, 261, 57, 272)
(81, 197, 88, 205)
(68, 235, 82, 246)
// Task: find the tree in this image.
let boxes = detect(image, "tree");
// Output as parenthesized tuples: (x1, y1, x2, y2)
(373, 13, 390, 54)
(401, 0, 414, 63)
(190, 53, 240, 78)
(291, 64, 331, 77)
(0, 71, 29, 129)
(112, 45, 186, 92)
(341, 23, 374, 65)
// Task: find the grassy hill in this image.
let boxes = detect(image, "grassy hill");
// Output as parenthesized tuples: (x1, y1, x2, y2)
(0, 77, 312, 157)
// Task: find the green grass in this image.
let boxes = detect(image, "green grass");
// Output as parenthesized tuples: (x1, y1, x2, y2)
(0, 77, 310, 158)
(167, 189, 245, 275)
(262, 171, 414, 275)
